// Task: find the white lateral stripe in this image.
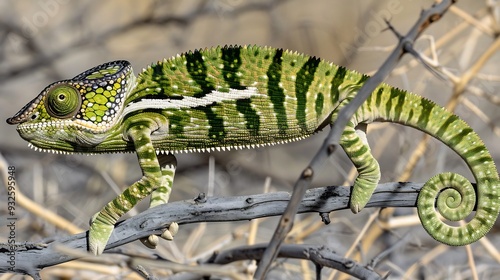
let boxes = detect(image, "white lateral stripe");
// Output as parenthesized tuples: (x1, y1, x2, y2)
(122, 87, 261, 115)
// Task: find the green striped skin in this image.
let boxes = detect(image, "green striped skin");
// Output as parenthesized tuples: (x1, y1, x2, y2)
(7, 45, 499, 255)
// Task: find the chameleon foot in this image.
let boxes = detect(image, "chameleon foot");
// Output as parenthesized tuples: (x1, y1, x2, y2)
(140, 222, 179, 249)
(88, 215, 114, 255)
(349, 184, 375, 214)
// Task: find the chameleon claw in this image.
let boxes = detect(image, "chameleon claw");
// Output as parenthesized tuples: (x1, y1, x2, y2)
(350, 197, 369, 214)
(158, 222, 179, 241)
(160, 231, 173, 241)
(140, 235, 160, 249)
(351, 204, 360, 214)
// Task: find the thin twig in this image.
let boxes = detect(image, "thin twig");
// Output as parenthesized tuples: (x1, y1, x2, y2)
(209, 244, 383, 280)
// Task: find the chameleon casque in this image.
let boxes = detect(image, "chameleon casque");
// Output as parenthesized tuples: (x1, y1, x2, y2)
(7, 45, 500, 255)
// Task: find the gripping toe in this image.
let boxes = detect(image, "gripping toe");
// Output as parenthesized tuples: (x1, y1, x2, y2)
(140, 235, 160, 249)
(160, 222, 179, 241)
(88, 222, 114, 255)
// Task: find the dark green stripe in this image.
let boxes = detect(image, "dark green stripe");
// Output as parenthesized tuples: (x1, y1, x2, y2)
(416, 99, 433, 128)
(434, 223, 443, 232)
(423, 211, 434, 221)
(140, 166, 160, 174)
(221, 46, 244, 90)
(330, 66, 347, 105)
(200, 105, 225, 142)
(389, 87, 405, 121)
(340, 137, 357, 148)
(236, 99, 260, 136)
(375, 88, 383, 109)
(295, 56, 321, 131)
(461, 145, 485, 159)
(365, 89, 373, 109)
(435, 115, 459, 138)
(475, 215, 488, 226)
(267, 49, 288, 134)
(457, 227, 464, 239)
(315, 92, 324, 117)
(185, 49, 215, 98)
(168, 110, 189, 137)
(357, 74, 369, 84)
(481, 205, 498, 214)
(342, 129, 356, 136)
(468, 155, 494, 167)
(407, 108, 414, 123)
(149, 63, 169, 95)
(447, 128, 473, 147)
(465, 224, 474, 236)
(385, 88, 393, 118)
(347, 144, 368, 158)
(114, 196, 131, 212)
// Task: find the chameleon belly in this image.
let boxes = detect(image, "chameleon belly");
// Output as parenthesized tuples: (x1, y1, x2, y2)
(7, 45, 500, 255)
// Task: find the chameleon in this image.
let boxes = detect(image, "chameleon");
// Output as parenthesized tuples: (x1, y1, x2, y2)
(6, 45, 500, 255)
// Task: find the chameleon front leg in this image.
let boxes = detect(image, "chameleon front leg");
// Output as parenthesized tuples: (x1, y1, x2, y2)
(332, 108, 381, 214)
(140, 153, 179, 249)
(89, 123, 164, 255)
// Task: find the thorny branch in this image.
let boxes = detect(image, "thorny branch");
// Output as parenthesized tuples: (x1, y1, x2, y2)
(130, 244, 384, 280)
(0, 182, 424, 278)
(165, 244, 384, 280)
(210, 244, 383, 280)
(254, 0, 457, 278)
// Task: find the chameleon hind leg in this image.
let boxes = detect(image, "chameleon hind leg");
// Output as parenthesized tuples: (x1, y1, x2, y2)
(140, 153, 179, 249)
(332, 106, 381, 213)
(89, 122, 165, 255)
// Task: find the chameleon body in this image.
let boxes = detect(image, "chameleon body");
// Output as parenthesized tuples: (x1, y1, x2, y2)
(7, 45, 499, 255)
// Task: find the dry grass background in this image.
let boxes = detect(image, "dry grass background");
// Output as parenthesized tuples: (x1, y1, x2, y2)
(0, 0, 500, 279)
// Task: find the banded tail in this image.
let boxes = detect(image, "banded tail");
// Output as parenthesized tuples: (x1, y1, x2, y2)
(349, 84, 499, 245)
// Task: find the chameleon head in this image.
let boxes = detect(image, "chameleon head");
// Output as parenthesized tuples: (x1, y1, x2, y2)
(6, 60, 136, 153)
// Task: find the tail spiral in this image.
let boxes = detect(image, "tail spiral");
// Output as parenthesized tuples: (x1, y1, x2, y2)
(418, 172, 498, 245)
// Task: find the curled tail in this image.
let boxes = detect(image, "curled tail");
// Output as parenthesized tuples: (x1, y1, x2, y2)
(356, 85, 500, 245)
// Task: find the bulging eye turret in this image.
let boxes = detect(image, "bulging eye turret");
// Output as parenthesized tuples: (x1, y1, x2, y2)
(45, 85, 82, 119)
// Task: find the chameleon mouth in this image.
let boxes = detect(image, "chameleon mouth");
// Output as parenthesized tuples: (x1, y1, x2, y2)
(26, 142, 135, 155)
(27, 143, 73, 155)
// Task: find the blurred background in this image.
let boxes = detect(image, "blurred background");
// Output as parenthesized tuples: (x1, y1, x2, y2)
(1, 0, 500, 279)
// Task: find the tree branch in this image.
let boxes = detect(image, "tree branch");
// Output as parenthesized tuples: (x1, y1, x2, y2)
(164, 244, 384, 280)
(0, 182, 423, 277)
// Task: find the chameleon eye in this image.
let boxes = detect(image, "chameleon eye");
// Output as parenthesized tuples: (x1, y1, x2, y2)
(45, 85, 81, 119)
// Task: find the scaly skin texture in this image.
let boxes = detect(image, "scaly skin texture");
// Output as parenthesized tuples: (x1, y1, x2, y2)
(7, 45, 499, 255)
